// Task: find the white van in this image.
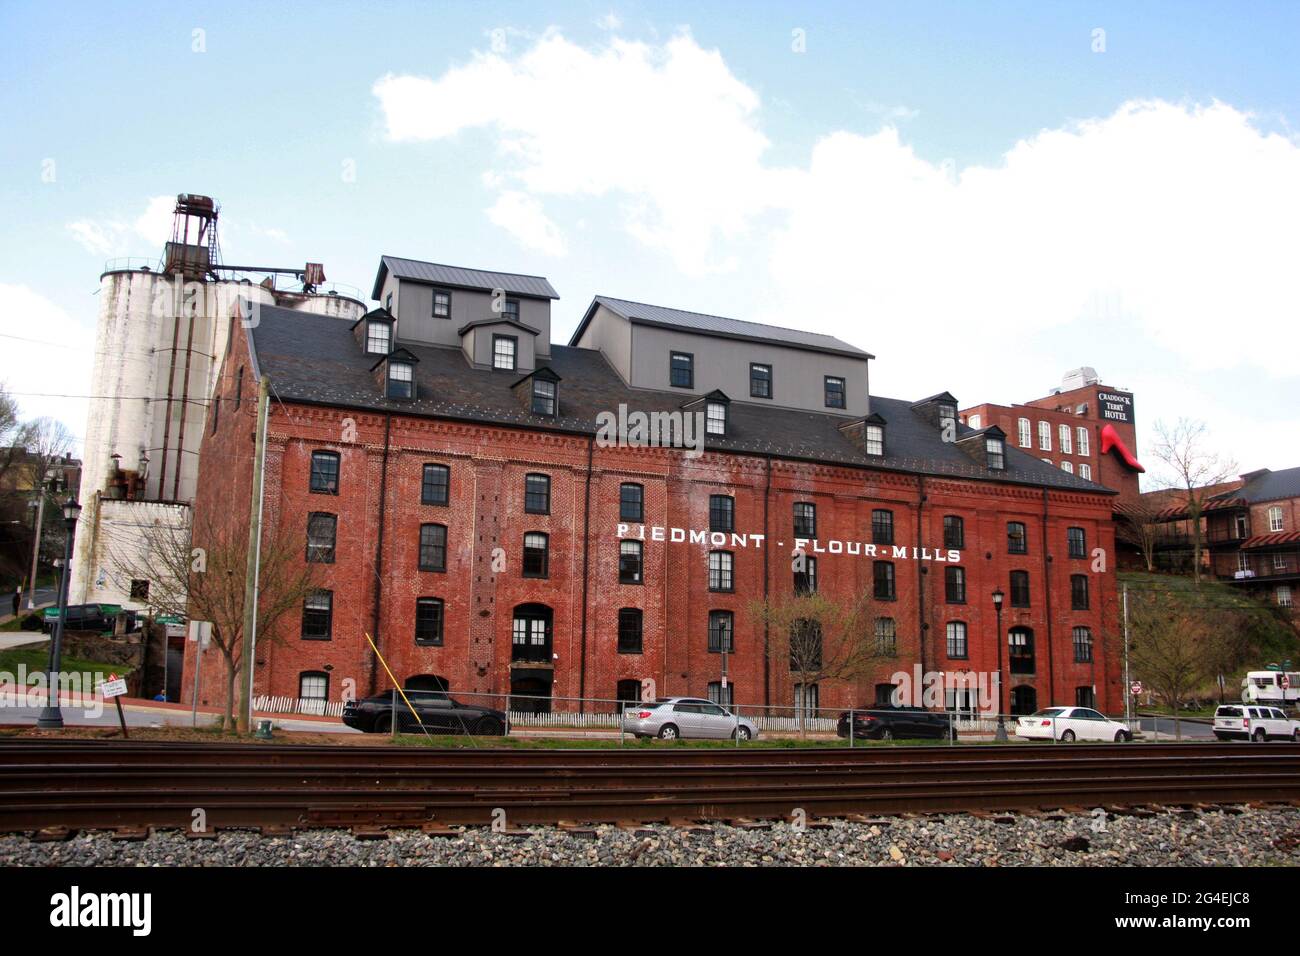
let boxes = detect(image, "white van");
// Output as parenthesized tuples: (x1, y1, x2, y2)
(1240, 671, 1300, 706)
(1214, 704, 1300, 742)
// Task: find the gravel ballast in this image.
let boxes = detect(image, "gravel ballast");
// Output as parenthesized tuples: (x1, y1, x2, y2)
(3, 806, 1298, 866)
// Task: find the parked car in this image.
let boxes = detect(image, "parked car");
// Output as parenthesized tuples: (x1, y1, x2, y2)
(621, 697, 759, 741)
(41, 603, 133, 634)
(342, 689, 510, 736)
(1213, 703, 1300, 742)
(836, 706, 957, 741)
(1016, 707, 1133, 742)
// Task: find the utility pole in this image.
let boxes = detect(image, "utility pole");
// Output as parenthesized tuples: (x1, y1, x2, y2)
(238, 375, 269, 735)
(1122, 582, 1132, 726)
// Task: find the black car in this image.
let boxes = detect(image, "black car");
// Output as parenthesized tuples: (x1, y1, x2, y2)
(836, 705, 957, 741)
(342, 689, 510, 736)
(41, 603, 136, 635)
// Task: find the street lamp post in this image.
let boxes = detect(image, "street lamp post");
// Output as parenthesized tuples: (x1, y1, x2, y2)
(26, 466, 64, 611)
(992, 588, 1007, 741)
(36, 497, 81, 730)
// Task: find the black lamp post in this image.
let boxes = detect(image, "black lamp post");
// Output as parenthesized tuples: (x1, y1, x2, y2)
(992, 588, 1007, 741)
(37, 497, 81, 730)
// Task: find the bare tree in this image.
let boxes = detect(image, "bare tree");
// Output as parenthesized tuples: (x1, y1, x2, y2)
(105, 506, 320, 732)
(0, 382, 32, 492)
(1150, 419, 1238, 584)
(749, 589, 884, 736)
(1115, 495, 1167, 572)
(1128, 588, 1212, 738)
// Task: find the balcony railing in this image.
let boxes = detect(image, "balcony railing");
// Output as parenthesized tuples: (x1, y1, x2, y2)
(1213, 550, 1300, 582)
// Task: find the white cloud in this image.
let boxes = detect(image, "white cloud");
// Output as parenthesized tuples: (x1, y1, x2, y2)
(67, 194, 175, 258)
(487, 191, 568, 256)
(597, 12, 622, 31)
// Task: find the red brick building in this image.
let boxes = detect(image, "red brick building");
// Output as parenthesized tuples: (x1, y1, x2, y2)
(184, 260, 1123, 719)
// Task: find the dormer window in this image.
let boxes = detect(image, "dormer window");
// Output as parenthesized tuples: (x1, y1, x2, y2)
(865, 423, 884, 456)
(432, 290, 451, 318)
(938, 403, 957, 431)
(532, 378, 556, 416)
(493, 334, 517, 371)
(388, 361, 414, 399)
(985, 435, 1005, 470)
(706, 401, 727, 436)
(366, 320, 391, 355)
(824, 376, 846, 409)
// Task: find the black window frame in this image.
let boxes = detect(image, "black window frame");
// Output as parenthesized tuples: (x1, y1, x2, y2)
(749, 362, 773, 399)
(985, 436, 1005, 470)
(1071, 574, 1090, 610)
(943, 515, 964, 550)
(945, 566, 966, 604)
(309, 451, 340, 495)
(871, 509, 894, 546)
(619, 482, 644, 522)
(1009, 570, 1031, 608)
(1007, 521, 1028, 554)
(415, 597, 445, 646)
(793, 502, 817, 538)
(1008, 627, 1035, 675)
(619, 540, 643, 585)
(524, 473, 551, 514)
(386, 360, 414, 400)
(301, 589, 333, 641)
(794, 554, 817, 595)
(418, 523, 447, 572)
(432, 288, 452, 319)
(522, 531, 550, 579)
(708, 609, 735, 653)
(708, 550, 735, 592)
(709, 494, 734, 532)
(946, 620, 968, 659)
(531, 377, 557, 417)
(617, 608, 643, 654)
(875, 616, 897, 656)
(306, 512, 337, 564)
(1072, 626, 1093, 663)
(824, 375, 846, 409)
(669, 351, 694, 389)
(421, 463, 450, 506)
(492, 334, 518, 372)
(873, 560, 896, 601)
(299, 671, 330, 703)
(1067, 527, 1087, 559)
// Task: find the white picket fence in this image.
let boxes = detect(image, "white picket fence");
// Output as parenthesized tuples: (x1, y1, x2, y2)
(253, 694, 346, 718)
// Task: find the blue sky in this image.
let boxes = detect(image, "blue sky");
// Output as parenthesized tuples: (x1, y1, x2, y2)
(2, 1, 1297, 481)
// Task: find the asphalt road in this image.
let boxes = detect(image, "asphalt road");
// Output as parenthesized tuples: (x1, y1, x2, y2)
(1137, 715, 1215, 739)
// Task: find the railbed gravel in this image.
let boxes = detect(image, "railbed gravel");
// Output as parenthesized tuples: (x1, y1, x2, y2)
(3, 806, 1299, 866)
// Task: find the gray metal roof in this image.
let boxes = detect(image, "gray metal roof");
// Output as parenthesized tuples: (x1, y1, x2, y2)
(249, 305, 1111, 495)
(372, 255, 560, 301)
(574, 295, 873, 359)
(1212, 466, 1300, 504)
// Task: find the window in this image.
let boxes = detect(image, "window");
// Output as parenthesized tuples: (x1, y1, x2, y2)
(387, 361, 413, 399)
(1059, 423, 1072, 455)
(385, 293, 393, 312)
(946, 621, 968, 658)
(1073, 626, 1093, 663)
(422, 464, 450, 506)
(1079, 463, 1092, 480)
(432, 290, 451, 318)
(709, 551, 734, 592)
(1077, 427, 1089, 457)
(492, 335, 517, 371)
(875, 617, 897, 655)
(619, 540, 643, 584)
(1278, 585, 1293, 608)
(299, 672, 329, 703)
(129, 579, 150, 601)
(1275, 552, 1290, 572)
(1008, 569, 1031, 608)
(794, 555, 817, 595)
(619, 483, 644, 522)
(309, 452, 339, 494)
(873, 561, 896, 600)
(419, 523, 447, 572)
(705, 401, 727, 436)
(522, 532, 549, 578)
(670, 351, 694, 388)
(943, 515, 964, 549)
(985, 436, 1005, 470)
(302, 590, 332, 640)
(794, 683, 820, 720)
(366, 320, 391, 355)
(1008, 627, 1035, 674)
(749, 363, 772, 399)
(945, 566, 966, 604)
(415, 598, 444, 646)
(824, 376, 846, 409)
(1071, 574, 1090, 610)
(531, 379, 557, 416)
(708, 610, 735, 653)
(1018, 417, 1031, 448)
(968, 414, 981, 429)
(937, 403, 957, 433)
(794, 502, 816, 538)
(1007, 521, 1027, 554)
(306, 513, 336, 563)
(616, 679, 642, 711)
(1269, 506, 1285, 533)
(707, 682, 734, 708)
(871, 509, 894, 545)
(524, 473, 551, 514)
(502, 298, 520, 320)
(618, 608, 643, 654)
(709, 495, 734, 532)
(864, 423, 884, 456)
(1038, 421, 1051, 451)
(1067, 527, 1086, 559)
(1075, 686, 1097, 709)
(1061, 461, 1073, 475)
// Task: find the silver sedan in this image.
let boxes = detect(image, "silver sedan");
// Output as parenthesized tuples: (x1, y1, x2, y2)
(622, 697, 759, 741)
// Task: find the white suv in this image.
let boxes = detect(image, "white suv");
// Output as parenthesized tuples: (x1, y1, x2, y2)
(1213, 703, 1299, 742)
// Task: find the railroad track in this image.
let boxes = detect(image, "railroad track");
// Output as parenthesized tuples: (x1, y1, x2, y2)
(1, 740, 1298, 833)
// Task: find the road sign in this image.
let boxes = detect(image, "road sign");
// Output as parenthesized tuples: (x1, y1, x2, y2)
(99, 675, 127, 698)
(1130, 681, 1143, 696)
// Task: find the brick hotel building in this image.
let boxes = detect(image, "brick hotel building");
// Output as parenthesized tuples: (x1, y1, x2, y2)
(184, 257, 1122, 717)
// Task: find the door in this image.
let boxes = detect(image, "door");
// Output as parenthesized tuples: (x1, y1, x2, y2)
(1078, 708, 1110, 741)
(697, 702, 733, 738)
(671, 702, 705, 738)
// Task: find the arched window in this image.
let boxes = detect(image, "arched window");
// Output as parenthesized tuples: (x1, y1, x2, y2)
(511, 603, 553, 663)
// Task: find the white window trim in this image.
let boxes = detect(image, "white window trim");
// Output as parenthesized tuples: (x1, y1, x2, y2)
(1038, 421, 1051, 451)
(1076, 426, 1090, 457)
(1018, 418, 1031, 448)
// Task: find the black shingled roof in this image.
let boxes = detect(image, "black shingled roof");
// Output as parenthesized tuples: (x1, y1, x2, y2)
(249, 305, 1113, 495)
